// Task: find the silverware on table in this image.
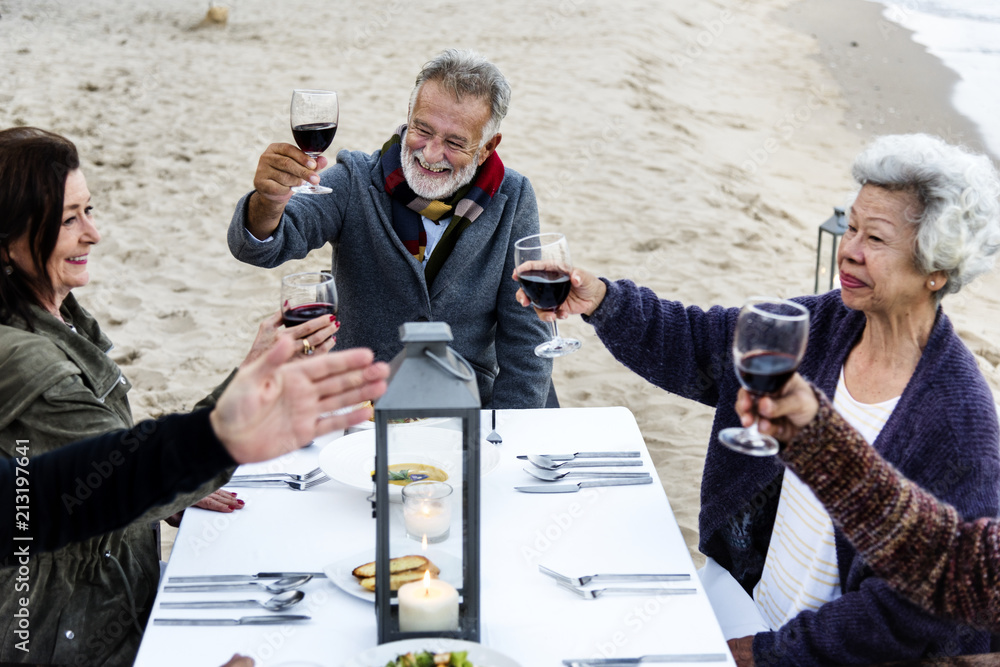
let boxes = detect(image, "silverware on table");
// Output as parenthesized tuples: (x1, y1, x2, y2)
(517, 451, 641, 461)
(224, 475, 330, 491)
(228, 467, 324, 482)
(159, 590, 304, 611)
(524, 468, 652, 483)
(153, 615, 311, 626)
(526, 455, 644, 471)
(557, 580, 697, 599)
(167, 571, 326, 584)
(486, 409, 502, 446)
(516, 478, 652, 494)
(164, 575, 312, 594)
(540, 565, 690, 586)
(562, 654, 729, 665)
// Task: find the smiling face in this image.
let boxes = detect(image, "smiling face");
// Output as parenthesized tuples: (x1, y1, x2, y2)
(400, 79, 501, 200)
(8, 169, 99, 314)
(837, 184, 936, 316)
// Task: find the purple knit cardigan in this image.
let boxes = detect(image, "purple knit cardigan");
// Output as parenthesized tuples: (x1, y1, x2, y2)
(586, 281, 1000, 665)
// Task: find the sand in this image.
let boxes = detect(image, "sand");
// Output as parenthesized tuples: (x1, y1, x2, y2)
(3, 0, 999, 565)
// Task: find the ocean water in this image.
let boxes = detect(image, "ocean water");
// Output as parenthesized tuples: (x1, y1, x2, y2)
(870, 0, 1000, 160)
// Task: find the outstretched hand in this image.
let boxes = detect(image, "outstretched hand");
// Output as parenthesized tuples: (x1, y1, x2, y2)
(210, 337, 389, 464)
(734, 372, 819, 444)
(513, 264, 607, 320)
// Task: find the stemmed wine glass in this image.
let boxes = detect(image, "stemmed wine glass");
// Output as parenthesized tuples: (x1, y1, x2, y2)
(290, 89, 339, 195)
(281, 272, 338, 329)
(718, 297, 810, 456)
(514, 233, 582, 358)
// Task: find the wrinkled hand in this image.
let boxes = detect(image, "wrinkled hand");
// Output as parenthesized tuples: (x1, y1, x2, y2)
(241, 311, 339, 368)
(513, 264, 607, 320)
(253, 142, 328, 204)
(219, 654, 253, 667)
(735, 372, 819, 444)
(210, 337, 389, 464)
(727, 636, 755, 667)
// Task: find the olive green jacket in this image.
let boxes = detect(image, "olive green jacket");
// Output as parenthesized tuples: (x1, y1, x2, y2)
(0, 295, 231, 665)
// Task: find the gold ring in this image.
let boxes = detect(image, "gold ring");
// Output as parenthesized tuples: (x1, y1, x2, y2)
(302, 339, 314, 356)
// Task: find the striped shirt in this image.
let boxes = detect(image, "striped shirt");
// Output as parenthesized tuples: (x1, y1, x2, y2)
(753, 367, 899, 629)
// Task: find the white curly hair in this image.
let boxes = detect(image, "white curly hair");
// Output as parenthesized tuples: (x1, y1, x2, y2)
(851, 134, 1000, 299)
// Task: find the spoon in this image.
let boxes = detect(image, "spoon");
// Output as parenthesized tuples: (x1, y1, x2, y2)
(524, 468, 652, 482)
(526, 455, 644, 471)
(159, 590, 305, 611)
(163, 574, 312, 594)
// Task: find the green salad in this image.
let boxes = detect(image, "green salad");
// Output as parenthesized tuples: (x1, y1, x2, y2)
(383, 651, 475, 667)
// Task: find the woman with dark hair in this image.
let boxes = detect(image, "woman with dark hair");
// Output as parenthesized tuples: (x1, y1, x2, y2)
(0, 127, 338, 665)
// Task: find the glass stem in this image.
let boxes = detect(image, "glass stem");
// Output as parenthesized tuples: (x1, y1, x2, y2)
(747, 395, 764, 443)
(548, 318, 561, 341)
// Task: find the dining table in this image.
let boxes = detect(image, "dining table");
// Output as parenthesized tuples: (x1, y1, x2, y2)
(134, 407, 736, 666)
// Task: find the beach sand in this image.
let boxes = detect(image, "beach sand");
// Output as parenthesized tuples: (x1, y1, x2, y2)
(2, 0, 999, 565)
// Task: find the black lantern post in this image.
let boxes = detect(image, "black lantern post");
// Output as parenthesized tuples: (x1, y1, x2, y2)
(373, 322, 481, 643)
(814, 206, 847, 293)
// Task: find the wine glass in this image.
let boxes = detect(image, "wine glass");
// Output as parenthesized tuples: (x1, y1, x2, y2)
(718, 297, 810, 456)
(290, 89, 339, 195)
(281, 272, 338, 329)
(514, 233, 582, 358)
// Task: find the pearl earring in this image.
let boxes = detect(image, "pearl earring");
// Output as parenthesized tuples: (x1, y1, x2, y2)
(3, 266, 11, 276)
(930, 280, 936, 287)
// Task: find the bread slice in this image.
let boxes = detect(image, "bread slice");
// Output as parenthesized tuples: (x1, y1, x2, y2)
(351, 555, 435, 580)
(358, 568, 439, 592)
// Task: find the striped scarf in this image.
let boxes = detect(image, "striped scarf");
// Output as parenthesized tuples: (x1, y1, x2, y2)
(380, 124, 504, 286)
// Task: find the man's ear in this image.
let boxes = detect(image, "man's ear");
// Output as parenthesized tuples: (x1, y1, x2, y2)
(478, 133, 502, 166)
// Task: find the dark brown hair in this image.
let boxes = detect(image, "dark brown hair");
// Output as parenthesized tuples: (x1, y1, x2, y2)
(0, 126, 80, 327)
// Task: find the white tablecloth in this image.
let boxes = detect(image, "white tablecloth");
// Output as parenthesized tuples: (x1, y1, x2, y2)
(134, 407, 734, 666)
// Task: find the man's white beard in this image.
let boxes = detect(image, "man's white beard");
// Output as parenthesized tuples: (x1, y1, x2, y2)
(400, 140, 480, 201)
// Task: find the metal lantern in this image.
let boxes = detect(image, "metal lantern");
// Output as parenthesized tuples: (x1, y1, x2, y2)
(373, 322, 481, 643)
(814, 206, 847, 293)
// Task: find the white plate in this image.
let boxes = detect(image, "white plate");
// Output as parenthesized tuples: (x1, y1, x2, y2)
(323, 545, 464, 604)
(318, 427, 500, 501)
(340, 637, 520, 667)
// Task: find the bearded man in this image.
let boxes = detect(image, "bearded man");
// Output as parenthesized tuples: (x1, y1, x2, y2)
(228, 49, 553, 407)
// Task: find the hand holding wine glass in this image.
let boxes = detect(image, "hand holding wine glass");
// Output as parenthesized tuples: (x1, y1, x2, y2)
(281, 272, 338, 356)
(514, 233, 582, 358)
(718, 297, 810, 456)
(290, 89, 339, 195)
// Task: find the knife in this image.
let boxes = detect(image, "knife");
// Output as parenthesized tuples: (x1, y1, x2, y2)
(516, 451, 641, 461)
(153, 615, 311, 626)
(167, 572, 326, 584)
(516, 478, 653, 493)
(562, 655, 729, 665)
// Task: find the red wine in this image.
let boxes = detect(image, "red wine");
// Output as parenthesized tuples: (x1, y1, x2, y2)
(282, 302, 337, 327)
(737, 351, 799, 395)
(518, 269, 571, 311)
(292, 122, 338, 155)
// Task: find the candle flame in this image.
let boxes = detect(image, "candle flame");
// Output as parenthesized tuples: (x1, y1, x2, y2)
(422, 568, 431, 595)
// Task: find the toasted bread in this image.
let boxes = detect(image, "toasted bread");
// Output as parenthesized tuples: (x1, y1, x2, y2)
(359, 568, 439, 592)
(351, 555, 436, 580)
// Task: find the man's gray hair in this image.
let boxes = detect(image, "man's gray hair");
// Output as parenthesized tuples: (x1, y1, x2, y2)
(851, 133, 1000, 298)
(409, 49, 511, 147)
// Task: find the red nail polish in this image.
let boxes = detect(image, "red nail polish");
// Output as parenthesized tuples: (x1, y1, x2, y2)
(237, 499, 245, 505)
(329, 314, 336, 322)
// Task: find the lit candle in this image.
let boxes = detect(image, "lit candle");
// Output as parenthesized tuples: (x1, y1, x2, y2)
(402, 481, 452, 543)
(398, 570, 459, 632)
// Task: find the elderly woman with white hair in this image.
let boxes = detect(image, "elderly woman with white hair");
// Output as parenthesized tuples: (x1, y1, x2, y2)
(515, 134, 1000, 665)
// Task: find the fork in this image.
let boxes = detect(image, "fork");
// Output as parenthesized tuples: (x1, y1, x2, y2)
(226, 475, 331, 491)
(485, 409, 502, 446)
(557, 580, 697, 599)
(229, 467, 324, 482)
(540, 565, 690, 586)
